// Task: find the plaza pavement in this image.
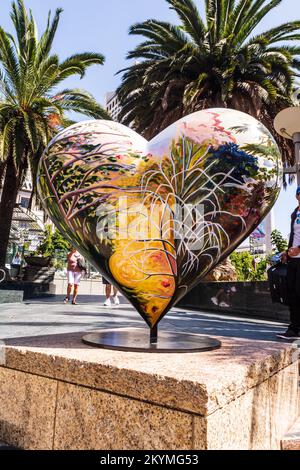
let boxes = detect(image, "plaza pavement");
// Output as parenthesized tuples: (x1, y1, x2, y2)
(0, 295, 289, 342)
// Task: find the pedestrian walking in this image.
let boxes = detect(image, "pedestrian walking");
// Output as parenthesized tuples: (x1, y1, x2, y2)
(102, 276, 120, 307)
(64, 247, 84, 305)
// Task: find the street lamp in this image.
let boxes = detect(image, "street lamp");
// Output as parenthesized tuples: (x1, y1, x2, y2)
(274, 106, 300, 185)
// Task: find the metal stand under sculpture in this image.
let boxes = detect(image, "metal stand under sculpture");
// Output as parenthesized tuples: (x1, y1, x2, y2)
(37, 108, 282, 352)
(82, 328, 221, 353)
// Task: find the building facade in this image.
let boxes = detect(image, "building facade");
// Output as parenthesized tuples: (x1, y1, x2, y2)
(236, 210, 275, 255)
(0, 172, 45, 262)
(104, 91, 121, 121)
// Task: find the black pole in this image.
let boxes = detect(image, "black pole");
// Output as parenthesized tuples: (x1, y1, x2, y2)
(293, 132, 300, 186)
(150, 324, 158, 344)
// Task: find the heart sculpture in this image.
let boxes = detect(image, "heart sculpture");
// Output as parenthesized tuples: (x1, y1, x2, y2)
(37, 108, 282, 329)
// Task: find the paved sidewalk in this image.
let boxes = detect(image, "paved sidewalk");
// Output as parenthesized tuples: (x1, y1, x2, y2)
(0, 441, 17, 450)
(0, 295, 289, 342)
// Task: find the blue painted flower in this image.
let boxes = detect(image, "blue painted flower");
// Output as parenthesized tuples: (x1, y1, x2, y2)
(206, 143, 259, 184)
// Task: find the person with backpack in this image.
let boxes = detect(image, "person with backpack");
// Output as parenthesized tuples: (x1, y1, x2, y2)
(277, 186, 300, 339)
(64, 247, 85, 305)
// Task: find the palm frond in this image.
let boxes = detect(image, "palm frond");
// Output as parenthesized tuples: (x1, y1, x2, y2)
(166, 0, 206, 44)
(0, 0, 107, 203)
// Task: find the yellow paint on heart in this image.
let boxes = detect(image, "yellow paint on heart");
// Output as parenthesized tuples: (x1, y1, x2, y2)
(109, 238, 176, 327)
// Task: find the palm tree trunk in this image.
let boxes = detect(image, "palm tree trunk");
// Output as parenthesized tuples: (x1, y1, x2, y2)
(0, 160, 6, 188)
(0, 155, 20, 268)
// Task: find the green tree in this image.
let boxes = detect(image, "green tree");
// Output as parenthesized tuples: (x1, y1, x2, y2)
(52, 228, 70, 253)
(36, 225, 54, 258)
(37, 225, 70, 269)
(271, 229, 288, 252)
(0, 0, 110, 267)
(37, 225, 69, 256)
(251, 257, 268, 281)
(230, 251, 268, 281)
(230, 251, 254, 281)
(118, 0, 299, 164)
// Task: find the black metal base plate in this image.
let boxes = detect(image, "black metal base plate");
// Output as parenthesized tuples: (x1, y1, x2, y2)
(82, 328, 221, 353)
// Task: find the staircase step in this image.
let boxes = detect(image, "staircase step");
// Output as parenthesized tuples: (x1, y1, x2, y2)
(281, 417, 300, 450)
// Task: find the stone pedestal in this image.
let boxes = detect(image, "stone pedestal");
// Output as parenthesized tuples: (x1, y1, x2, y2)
(281, 417, 300, 450)
(0, 328, 298, 450)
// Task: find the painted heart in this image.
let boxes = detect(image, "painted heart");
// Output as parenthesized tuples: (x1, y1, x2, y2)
(37, 108, 282, 328)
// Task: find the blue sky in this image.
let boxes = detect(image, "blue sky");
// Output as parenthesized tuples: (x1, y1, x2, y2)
(1, 0, 298, 238)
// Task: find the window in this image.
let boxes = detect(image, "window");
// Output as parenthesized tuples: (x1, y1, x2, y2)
(20, 197, 30, 209)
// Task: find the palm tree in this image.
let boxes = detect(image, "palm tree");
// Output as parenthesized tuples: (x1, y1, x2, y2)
(118, 0, 300, 163)
(0, 0, 110, 267)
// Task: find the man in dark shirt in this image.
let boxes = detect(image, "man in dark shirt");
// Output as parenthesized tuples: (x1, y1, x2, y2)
(277, 186, 300, 339)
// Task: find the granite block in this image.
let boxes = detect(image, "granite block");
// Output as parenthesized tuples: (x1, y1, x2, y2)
(0, 328, 298, 450)
(193, 362, 299, 450)
(281, 416, 300, 450)
(0, 367, 57, 449)
(2, 329, 296, 416)
(54, 381, 193, 450)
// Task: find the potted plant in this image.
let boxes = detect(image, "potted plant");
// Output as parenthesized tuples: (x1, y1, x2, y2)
(25, 225, 70, 267)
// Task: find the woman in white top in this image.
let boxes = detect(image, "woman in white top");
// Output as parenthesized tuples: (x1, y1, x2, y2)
(64, 248, 84, 305)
